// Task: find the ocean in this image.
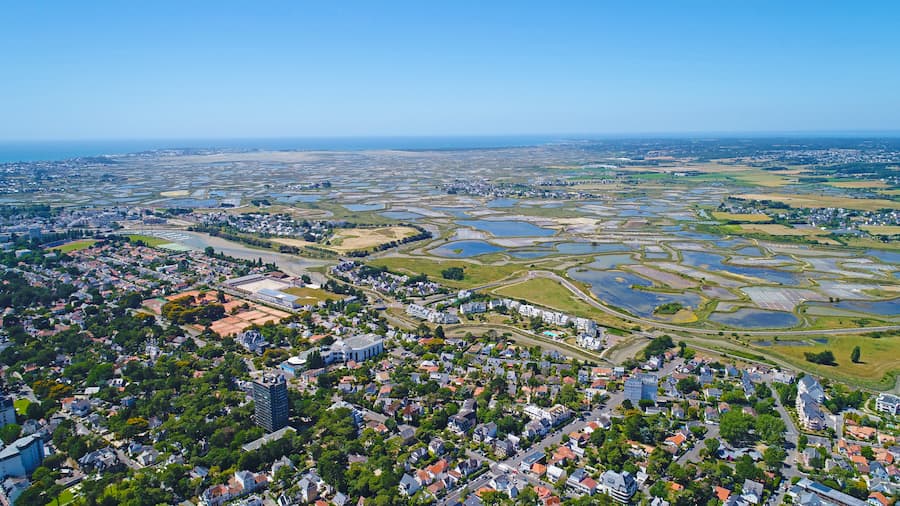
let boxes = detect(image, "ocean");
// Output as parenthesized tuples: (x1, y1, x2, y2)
(0, 136, 558, 163)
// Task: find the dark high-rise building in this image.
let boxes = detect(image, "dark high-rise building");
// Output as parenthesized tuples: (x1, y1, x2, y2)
(253, 374, 289, 432)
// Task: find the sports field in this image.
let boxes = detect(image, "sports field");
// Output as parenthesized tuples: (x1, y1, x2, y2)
(50, 239, 97, 253)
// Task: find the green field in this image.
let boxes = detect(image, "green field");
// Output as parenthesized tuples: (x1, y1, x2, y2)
(495, 277, 598, 318)
(50, 239, 97, 253)
(492, 277, 635, 330)
(13, 398, 30, 415)
(370, 257, 523, 288)
(125, 234, 171, 247)
(46, 486, 76, 506)
(766, 335, 900, 389)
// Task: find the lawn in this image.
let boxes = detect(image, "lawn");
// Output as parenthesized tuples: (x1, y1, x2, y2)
(50, 239, 97, 253)
(369, 257, 522, 288)
(766, 335, 900, 389)
(13, 398, 30, 415)
(733, 193, 900, 211)
(124, 234, 171, 247)
(46, 486, 76, 506)
(711, 211, 773, 223)
(280, 286, 339, 304)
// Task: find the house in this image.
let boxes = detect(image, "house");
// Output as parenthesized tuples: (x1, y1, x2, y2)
(63, 398, 91, 417)
(798, 376, 825, 403)
(598, 470, 637, 503)
(797, 393, 827, 431)
(741, 480, 764, 504)
(429, 438, 446, 456)
(473, 422, 498, 443)
(788, 478, 867, 506)
(399, 474, 421, 497)
(493, 439, 515, 458)
(77, 447, 121, 473)
(875, 393, 900, 415)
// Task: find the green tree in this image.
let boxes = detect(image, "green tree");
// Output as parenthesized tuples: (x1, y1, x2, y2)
(755, 414, 786, 445)
(0, 424, 21, 444)
(719, 411, 755, 446)
(850, 346, 861, 364)
(763, 445, 786, 470)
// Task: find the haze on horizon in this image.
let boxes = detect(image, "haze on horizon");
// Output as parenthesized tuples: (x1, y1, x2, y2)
(3, 1, 900, 141)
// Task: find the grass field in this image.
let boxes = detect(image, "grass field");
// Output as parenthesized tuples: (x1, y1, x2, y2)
(50, 239, 97, 253)
(827, 180, 889, 189)
(329, 226, 419, 253)
(734, 193, 900, 211)
(766, 335, 900, 389)
(738, 224, 829, 236)
(494, 277, 599, 319)
(370, 257, 522, 288)
(878, 189, 900, 196)
(711, 211, 773, 223)
(46, 486, 76, 506)
(280, 286, 339, 304)
(861, 225, 900, 236)
(125, 234, 171, 247)
(14, 398, 30, 415)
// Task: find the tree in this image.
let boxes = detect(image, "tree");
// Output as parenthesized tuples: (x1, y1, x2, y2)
(804, 350, 836, 366)
(676, 377, 700, 395)
(850, 346, 861, 364)
(763, 445, 786, 470)
(734, 455, 763, 481)
(755, 414, 786, 445)
(719, 411, 755, 446)
(318, 450, 348, 492)
(0, 424, 21, 444)
(704, 438, 721, 456)
(440, 267, 465, 280)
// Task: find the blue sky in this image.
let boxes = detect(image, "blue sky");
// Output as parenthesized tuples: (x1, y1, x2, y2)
(2, 1, 899, 140)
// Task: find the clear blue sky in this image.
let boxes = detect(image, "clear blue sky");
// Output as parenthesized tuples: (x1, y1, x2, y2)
(2, 1, 900, 140)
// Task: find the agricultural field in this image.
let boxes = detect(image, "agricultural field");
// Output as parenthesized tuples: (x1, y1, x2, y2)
(826, 180, 890, 189)
(711, 211, 773, 223)
(861, 225, 900, 236)
(734, 193, 900, 211)
(328, 226, 419, 253)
